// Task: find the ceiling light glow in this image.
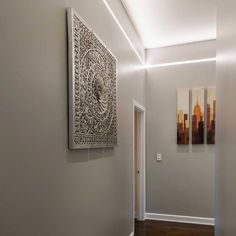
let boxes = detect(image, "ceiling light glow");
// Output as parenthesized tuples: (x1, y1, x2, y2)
(145, 57, 216, 69)
(103, 0, 145, 65)
(121, 0, 216, 49)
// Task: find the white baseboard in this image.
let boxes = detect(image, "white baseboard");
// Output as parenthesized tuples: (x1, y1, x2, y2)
(129, 232, 134, 236)
(145, 213, 215, 226)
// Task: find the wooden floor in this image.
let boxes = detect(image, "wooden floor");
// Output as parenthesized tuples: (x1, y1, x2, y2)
(135, 220, 214, 236)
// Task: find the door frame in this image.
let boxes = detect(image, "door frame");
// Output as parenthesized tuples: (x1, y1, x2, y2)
(132, 100, 146, 224)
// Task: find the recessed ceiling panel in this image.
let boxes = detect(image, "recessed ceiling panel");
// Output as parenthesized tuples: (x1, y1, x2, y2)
(122, 0, 216, 48)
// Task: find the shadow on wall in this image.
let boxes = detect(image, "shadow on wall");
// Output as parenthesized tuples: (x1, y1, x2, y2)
(66, 148, 115, 163)
(177, 145, 215, 154)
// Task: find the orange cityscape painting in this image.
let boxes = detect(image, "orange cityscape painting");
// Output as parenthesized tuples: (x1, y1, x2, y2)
(177, 88, 189, 144)
(207, 87, 216, 144)
(192, 88, 205, 144)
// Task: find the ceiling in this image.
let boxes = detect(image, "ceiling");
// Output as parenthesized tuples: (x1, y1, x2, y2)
(121, 0, 216, 49)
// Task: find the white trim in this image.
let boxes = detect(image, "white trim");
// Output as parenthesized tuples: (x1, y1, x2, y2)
(102, 0, 145, 65)
(133, 100, 145, 113)
(132, 100, 146, 227)
(129, 233, 134, 236)
(145, 213, 215, 226)
(145, 57, 216, 68)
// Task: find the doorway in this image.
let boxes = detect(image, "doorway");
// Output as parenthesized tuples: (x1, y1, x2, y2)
(133, 100, 146, 228)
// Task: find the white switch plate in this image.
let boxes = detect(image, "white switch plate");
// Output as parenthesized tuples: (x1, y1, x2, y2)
(156, 153, 162, 161)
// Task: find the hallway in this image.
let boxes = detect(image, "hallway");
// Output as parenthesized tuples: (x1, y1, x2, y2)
(135, 220, 214, 236)
(2, 0, 236, 235)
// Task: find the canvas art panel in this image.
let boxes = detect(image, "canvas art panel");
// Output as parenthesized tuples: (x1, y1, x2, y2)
(177, 88, 190, 144)
(191, 87, 205, 144)
(67, 8, 117, 149)
(207, 87, 216, 144)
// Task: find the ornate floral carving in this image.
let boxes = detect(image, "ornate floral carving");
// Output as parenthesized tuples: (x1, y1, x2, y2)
(67, 8, 117, 149)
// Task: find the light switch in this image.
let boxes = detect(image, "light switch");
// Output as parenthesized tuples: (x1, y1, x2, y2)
(156, 153, 162, 161)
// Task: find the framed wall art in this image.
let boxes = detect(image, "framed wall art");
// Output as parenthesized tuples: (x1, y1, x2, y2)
(191, 87, 205, 144)
(67, 8, 117, 149)
(207, 87, 216, 144)
(177, 88, 190, 144)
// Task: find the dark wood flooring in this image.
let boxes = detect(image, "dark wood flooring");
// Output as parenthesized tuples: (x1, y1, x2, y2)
(135, 220, 214, 236)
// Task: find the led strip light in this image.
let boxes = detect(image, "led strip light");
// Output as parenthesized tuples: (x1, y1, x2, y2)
(103, 1, 216, 68)
(103, 0, 145, 65)
(145, 57, 216, 68)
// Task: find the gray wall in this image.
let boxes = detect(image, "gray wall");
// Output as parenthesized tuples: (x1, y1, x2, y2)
(146, 40, 216, 65)
(216, 0, 236, 235)
(0, 0, 145, 236)
(146, 42, 215, 218)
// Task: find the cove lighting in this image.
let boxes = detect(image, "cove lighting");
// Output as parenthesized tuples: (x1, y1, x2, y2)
(103, 0, 145, 65)
(145, 58, 216, 69)
(121, 0, 216, 49)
